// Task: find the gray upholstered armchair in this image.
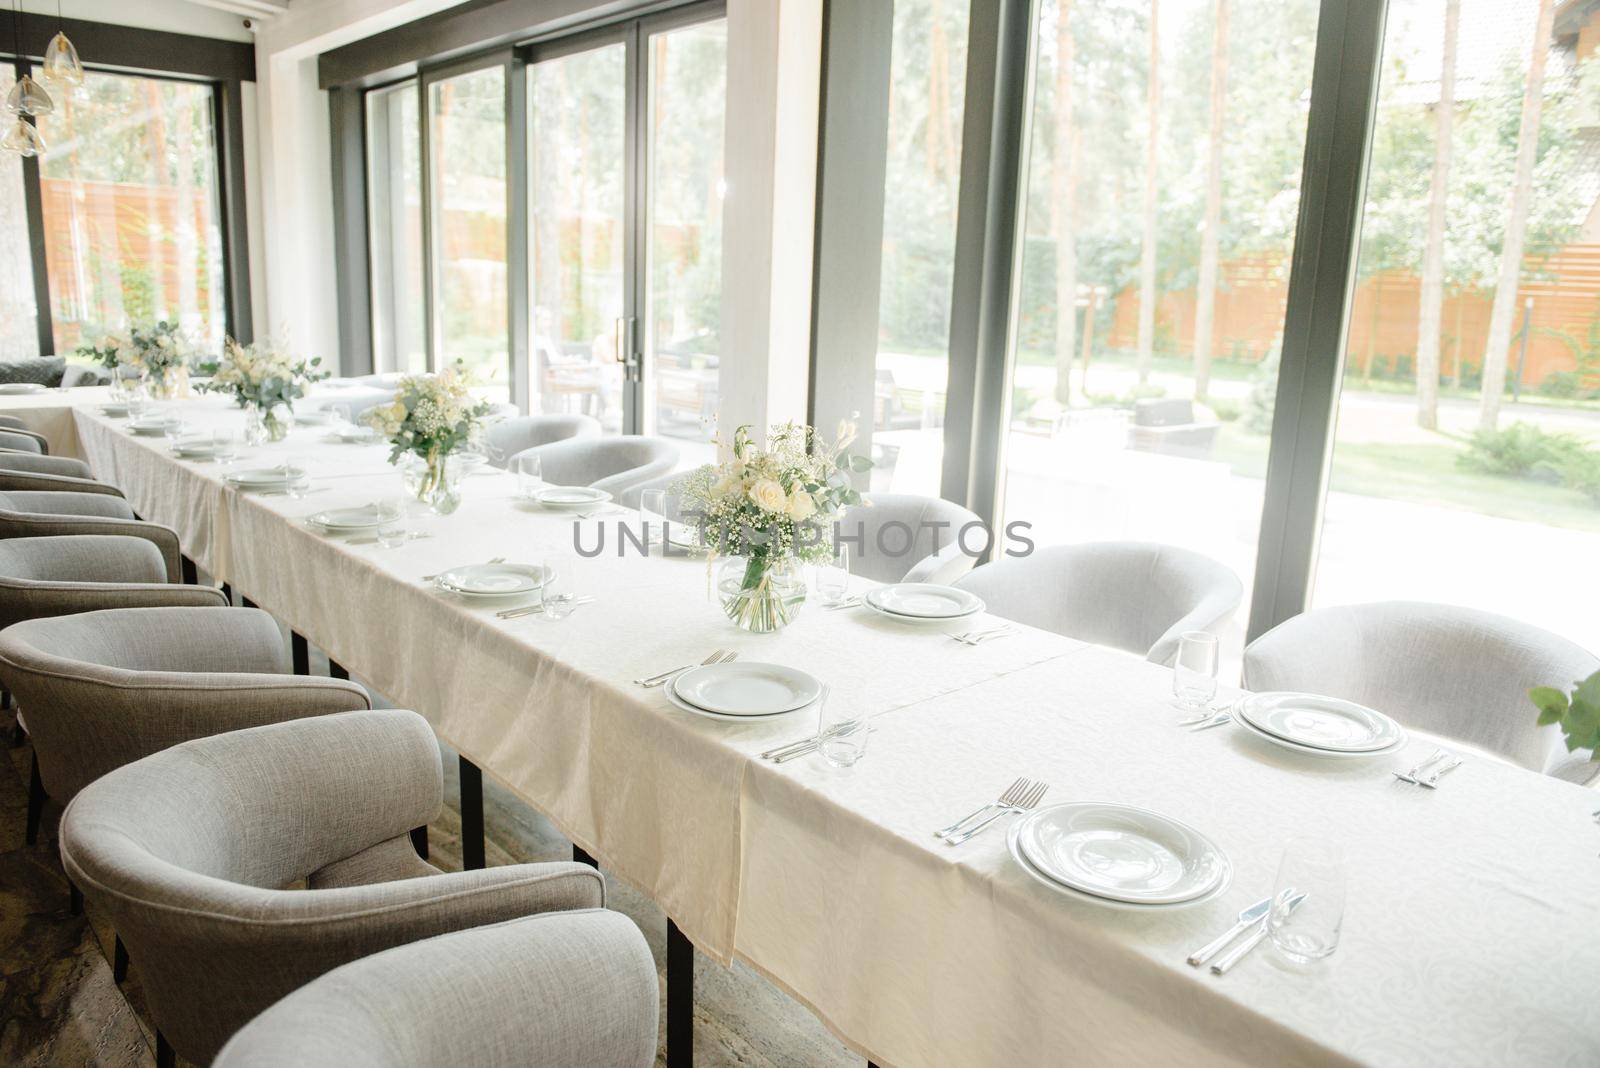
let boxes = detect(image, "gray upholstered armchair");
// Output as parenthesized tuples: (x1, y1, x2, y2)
(61, 708, 610, 1066)
(839, 494, 983, 586)
(0, 468, 123, 496)
(0, 603, 368, 849)
(214, 910, 658, 1067)
(508, 435, 678, 498)
(1243, 601, 1600, 785)
(484, 413, 600, 467)
(0, 535, 204, 632)
(955, 541, 1244, 665)
(0, 507, 183, 582)
(0, 452, 95, 479)
(0, 489, 136, 519)
(0, 422, 50, 453)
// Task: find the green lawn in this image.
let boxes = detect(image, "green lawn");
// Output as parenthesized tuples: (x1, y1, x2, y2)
(1210, 424, 1600, 533)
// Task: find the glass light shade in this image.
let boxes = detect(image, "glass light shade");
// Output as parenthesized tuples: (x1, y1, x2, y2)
(41, 33, 85, 89)
(1, 118, 45, 157)
(6, 75, 54, 117)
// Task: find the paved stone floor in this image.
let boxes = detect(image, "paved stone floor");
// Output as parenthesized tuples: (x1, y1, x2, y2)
(0, 701, 860, 1067)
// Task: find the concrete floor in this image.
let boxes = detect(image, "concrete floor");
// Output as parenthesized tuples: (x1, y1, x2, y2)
(0, 697, 860, 1068)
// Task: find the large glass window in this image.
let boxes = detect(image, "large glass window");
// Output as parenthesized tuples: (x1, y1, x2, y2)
(646, 19, 727, 465)
(0, 68, 38, 359)
(871, 0, 970, 495)
(429, 66, 508, 400)
(996, 0, 1320, 664)
(1314, 0, 1600, 654)
(528, 42, 626, 430)
(35, 70, 226, 355)
(367, 82, 426, 375)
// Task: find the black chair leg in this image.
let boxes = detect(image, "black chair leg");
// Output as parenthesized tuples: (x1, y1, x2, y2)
(291, 632, 309, 676)
(573, 844, 598, 868)
(113, 935, 129, 983)
(667, 918, 694, 1068)
(220, 581, 232, 604)
(155, 1030, 175, 1068)
(69, 881, 82, 916)
(26, 752, 44, 845)
(328, 659, 350, 680)
(180, 555, 197, 585)
(409, 825, 429, 860)
(458, 757, 484, 871)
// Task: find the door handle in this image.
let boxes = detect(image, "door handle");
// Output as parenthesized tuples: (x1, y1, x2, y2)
(614, 317, 639, 381)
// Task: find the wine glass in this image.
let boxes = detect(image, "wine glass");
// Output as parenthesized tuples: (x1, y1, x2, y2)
(1171, 631, 1220, 714)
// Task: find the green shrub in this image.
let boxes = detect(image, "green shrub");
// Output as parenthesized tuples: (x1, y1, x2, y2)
(1547, 447, 1600, 504)
(1205, 397, 1242, 422)
(1457, 422, 1585, 479)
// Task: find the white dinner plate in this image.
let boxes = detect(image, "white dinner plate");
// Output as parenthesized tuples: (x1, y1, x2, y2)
(662, 676, 811, 723)
(0, 383, 46, 395)
(306, 504, 390, 532)
(292, 408, 332, 426)
(1007, 820, 1230, 912)
(864, 583, 984, 623)
(671, 662, 823, 717)
(533, 486, 611, 510)
(171, 438, 219, 459)
(434, 563, 552, 599)
(99, 403, 130, 417)
(328, 425, 379, 444)
(1237, 691, 1404, 753)
(1016, 802, 1229, 905)
(128, 417, 179, 436)
(224, 466, 306, 489)
(1230, 706, 1407, 759)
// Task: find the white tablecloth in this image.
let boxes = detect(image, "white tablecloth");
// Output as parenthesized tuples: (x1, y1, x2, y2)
(26, 388, 1600, 1067)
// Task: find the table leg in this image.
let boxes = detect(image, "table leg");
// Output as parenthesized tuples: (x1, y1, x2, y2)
(221, 581, 232, 605)
(155, 1031, 175, 1068)
(328, 659, 350, 680)
(291, 632, 309, 676)
(409, 825, 429, 860)
(458, 757, 485, 871)
(240, 595, 257, 609)
(113, 935, 128, 984)
(668, 918, 694, 1068)
(573, 844, 598, 868)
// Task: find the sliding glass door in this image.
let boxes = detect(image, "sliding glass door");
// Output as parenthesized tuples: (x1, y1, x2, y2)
(366, 81, 426, 375)
(0, 67, 37, 359)
(995, 0, 1320, 662)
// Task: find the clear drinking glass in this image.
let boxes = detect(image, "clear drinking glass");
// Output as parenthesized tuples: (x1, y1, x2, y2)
(282, 456, 311, 500)
(815, 543, 850, 605)
(1171, 631, 1220, 713)
(514, 454, 543, 500)
(639, 488, 665, 547)
(1268, 838, 1345, 965)
(374, 497, 408, 548)
(541, 559, 576, 620)
(211, 430, 238, 465)
(125, 391, 148, 422)
(164, 417, 191, 448)
(817, 687, 868, 768)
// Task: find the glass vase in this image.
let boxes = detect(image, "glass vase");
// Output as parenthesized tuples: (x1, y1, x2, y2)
(243, 407, 266, 447)
(262, 404, 294, 442)
(401, 451, 462, 515)
(147, 365, 188, 400)
(716, 555, 807, 633)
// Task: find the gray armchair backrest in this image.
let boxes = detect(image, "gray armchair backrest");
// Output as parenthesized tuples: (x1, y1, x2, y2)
(0, 428, 44, 453)
(0, 605, 368, 800)
(215, 910, 659, 1068)
(0, 490, 135, 519)
(0, 510, 182, 581)
(1243, 601, 1600, 782)
(317, 388, 397, 421)
(60, 708, 604, 1064)
(61, 364, 111, 388)
(0, 415, 29, 431)
(0, 470, 123, 497)
(955, 541, 1243, 664)
(840, 494, 982, 585)
(485, 414, 601, 467)
(510, 436, 678, 497)
(0, 451, 91, 479)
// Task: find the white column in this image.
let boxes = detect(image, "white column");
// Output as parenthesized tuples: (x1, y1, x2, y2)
(716, 0, 824, 438)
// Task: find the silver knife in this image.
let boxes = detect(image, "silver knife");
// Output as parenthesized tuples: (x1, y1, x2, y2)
(1211, 892, 1308, 975)
(1187, 896, 1273, 966)
(1417, 757, 1462, 789)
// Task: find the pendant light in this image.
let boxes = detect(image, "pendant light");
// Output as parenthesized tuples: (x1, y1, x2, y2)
(39, 0, 81, 89)
(5, 0, 54, 120)
(1, 114, 43, 156)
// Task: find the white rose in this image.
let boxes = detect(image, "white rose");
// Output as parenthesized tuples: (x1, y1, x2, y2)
(787, 489, 816, 521)
(748, 478, 787, 514)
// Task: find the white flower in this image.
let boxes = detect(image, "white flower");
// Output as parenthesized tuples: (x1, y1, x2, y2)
(748, 478, 787, 513)
(786, 489, 816, 521)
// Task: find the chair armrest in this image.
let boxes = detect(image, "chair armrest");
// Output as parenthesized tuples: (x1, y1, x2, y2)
(0, 428, 49, 454)
(903, 543, 979, 586)
(0, 513, 182, 582)
(0, 490, 134, 518)
(0, 471, 123, 497)
(0, 582, 226, 619)
(0, 452, 93, 478)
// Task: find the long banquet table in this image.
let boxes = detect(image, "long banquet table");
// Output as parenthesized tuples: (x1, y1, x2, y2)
(9, 387, 1600, 1067)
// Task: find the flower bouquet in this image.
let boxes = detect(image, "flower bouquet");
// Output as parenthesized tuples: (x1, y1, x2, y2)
(363, 361, 492, 515)
(77, 321, 195, 398)
(197, 338, 328, 443)
(676, 421, 869, 632)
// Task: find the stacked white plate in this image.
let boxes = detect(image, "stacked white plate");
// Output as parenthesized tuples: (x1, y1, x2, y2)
(328, 424, 379, 444)
(100, 402, 131, 417)
(128, 415, 180, 436)
(665, 662, 821, 723)
(531, 486, 611, 511)
(0, 383, 46, 395)
(224, 466, 306, 491)
(1008, 802, 1231, 910)
(863, 583, 984, 626)
(293, 408, 333, 426)
(433, 562, 552, 601)
(170, 437, 220, 459)
(1231, 691, 1405, 758)
(306, 504, 390, 533)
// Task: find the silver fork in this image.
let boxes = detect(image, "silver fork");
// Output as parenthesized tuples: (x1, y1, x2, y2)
(1417, 757, 1462, 789)
(422, 556, 505, 583)
(945, 780, 1050, 846)
(951, 626, 1013, 646)
(1393, 749, 1447, 785)
(934, 777, 1031, 839)
(635, 650, 733, 687)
